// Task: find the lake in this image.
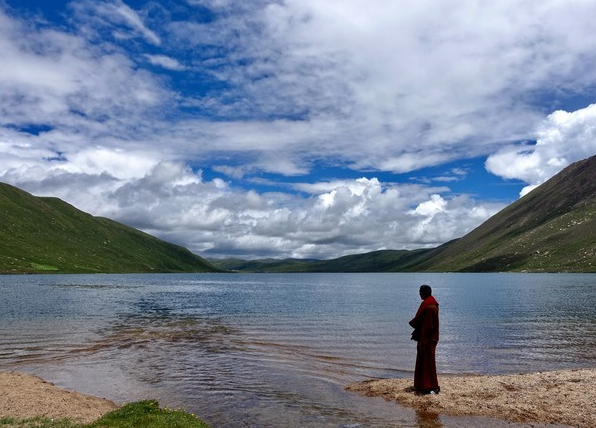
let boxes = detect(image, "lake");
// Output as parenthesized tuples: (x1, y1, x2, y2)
(1, 273, 594, 428)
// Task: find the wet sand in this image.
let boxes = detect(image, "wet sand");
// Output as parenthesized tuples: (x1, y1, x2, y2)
(347, 368, 596, 428)
(0, 371, 118, 423)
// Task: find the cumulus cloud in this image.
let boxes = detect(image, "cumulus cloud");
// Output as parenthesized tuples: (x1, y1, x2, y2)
(51, 169, 506, 259)
(408, 194, 499, 245)
(486, 103, 596, 196)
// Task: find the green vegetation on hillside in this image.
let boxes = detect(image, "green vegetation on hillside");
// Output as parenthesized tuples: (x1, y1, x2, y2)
(0, 183, 218, 274)
(411, 154, 596, 272)
(0, 400, 211, 428)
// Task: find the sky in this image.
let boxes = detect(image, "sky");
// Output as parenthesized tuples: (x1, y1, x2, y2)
(2, 0, 596, 260)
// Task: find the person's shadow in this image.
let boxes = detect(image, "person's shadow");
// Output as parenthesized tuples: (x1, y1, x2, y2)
(415, 410, 443, 428)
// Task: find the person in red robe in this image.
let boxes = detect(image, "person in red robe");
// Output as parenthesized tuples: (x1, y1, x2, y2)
(409, 284, 440, 394)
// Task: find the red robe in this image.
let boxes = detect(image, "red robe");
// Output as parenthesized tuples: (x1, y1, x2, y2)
(409, 296, 439, 393)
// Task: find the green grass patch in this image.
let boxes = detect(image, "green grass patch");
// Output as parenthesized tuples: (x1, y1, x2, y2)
(29, 263, 60, 272)
(0, 401, 210, 428)
(88, 401, 210, 428)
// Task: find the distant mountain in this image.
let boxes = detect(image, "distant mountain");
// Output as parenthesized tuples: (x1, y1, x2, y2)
(210, 249, 431, 273)
(211, 154, 596, 273)
(0, 182, 219, 274)
(211, 257, 319, 272)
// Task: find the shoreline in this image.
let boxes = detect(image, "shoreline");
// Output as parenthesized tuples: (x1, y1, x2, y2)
(0, 371, 118, 423)
(347, 368, 596, 428)
(3, 368, 594, 427)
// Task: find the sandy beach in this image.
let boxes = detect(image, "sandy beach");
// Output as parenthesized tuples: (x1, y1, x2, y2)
(0, 371, 118, 423)
(347, 368, 596, 428)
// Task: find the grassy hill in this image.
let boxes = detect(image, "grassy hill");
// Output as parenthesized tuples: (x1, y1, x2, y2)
(0, 182, 219, 274)
(212, 154, 596, 273)
(406, 154, 596, 272)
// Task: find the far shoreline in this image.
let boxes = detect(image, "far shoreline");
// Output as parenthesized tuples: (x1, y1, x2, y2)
(347, 368, 596, 428)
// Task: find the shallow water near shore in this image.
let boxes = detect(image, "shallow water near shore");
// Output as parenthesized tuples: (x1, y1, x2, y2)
(1, 273, 594, 427)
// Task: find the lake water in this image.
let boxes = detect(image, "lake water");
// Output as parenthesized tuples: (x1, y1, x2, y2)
(1, 273, 594, 428)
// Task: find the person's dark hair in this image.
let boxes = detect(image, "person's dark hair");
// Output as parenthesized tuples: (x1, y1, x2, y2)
(419, 284, 432, 298)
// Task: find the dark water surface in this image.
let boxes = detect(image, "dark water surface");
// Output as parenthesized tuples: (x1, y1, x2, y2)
(1, 273, 594, 427)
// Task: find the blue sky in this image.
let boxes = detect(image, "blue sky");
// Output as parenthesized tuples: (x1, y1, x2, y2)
(2, 0, 596, 259)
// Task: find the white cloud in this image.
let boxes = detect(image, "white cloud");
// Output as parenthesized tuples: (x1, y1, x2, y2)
(65, 147, 160, 179)
(408, 195, 500, 245)
(211, 165, 250, 180)
(70, 0, 161, 45)
(113, 0, 161, 45)
(0, 6, 167, 135)
(5, 0, 596, 177)
(486, 103, 596, 196)
(413, 194, 447, 217)
(295, 178, 383, 196)
(161, 0, 596, 175)
(145, 54, 185, 71)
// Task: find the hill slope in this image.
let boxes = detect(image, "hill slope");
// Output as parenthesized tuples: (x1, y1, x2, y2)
(407, 154, 596, 272)
(0, 182, 218, 274)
